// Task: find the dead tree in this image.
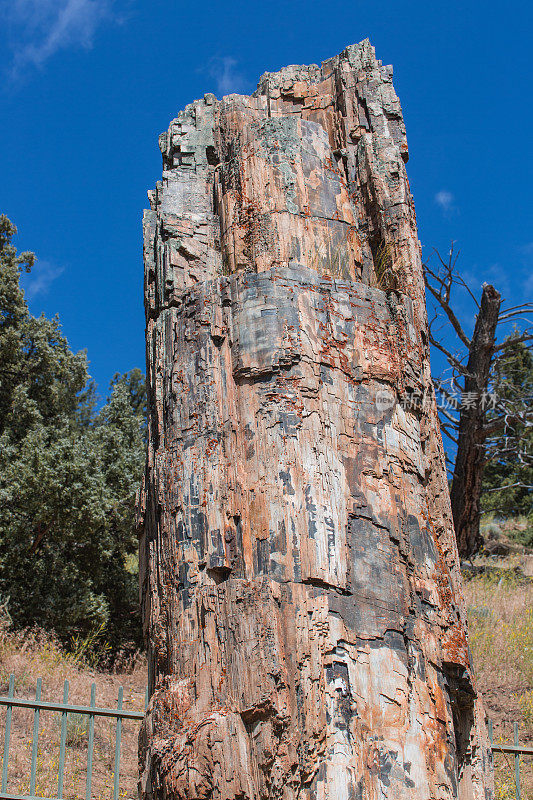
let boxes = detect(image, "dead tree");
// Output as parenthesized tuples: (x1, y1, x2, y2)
(424, 246, 532, 558)
(138, 42, 493, 800)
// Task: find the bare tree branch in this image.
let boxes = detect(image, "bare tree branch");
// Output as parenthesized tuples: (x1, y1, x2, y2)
(480, 417, 512, 439)
(456, 273, 481, 309)
(498, 302, 533, 317)
(427, 331, 472, 376)
(439, 406, 460, 426)
(424, 279, 472, 349)
(425, 245, 532, 557)
(484, 482, 533, 493)
(440, 423, 459, 444)
(433, 380, 461, 406)
(493, 332, 533, 351)
(423, 246, 473, 349)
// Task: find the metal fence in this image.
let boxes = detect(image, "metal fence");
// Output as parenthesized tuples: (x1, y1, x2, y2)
(1, 677, 532, 800)
(0, 674, 147, 800)
(489, 719, 533, 800)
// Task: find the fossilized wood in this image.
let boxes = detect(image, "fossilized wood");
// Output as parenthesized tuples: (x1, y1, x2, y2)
(138, 40, 493, 800)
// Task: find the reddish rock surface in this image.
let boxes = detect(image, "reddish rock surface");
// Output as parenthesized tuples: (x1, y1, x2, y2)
(138, 40, 493, 800)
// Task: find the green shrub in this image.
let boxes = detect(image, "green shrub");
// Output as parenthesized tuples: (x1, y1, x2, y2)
(64, 713, 89, 747)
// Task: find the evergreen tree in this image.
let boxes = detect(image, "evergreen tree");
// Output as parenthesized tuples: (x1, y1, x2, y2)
(482, 335, 533, 521)
(0, 216, 145, 659)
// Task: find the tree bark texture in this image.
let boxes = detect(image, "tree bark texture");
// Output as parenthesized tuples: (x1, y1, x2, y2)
(138, 40, 493, 800)
(451, 284, 501, 558)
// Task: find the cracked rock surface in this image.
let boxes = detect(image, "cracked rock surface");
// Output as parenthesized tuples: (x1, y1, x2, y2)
(138, 40, 493, 800)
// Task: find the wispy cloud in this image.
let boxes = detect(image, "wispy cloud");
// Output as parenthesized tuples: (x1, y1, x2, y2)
(1, 0, 118, 79)
(23, 259, 64, 298)
(203, 56, 250, 97)
(434, 190, 456, 215)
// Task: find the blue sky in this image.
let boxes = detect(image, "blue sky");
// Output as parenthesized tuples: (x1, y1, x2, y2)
(1, 0, 532, 396)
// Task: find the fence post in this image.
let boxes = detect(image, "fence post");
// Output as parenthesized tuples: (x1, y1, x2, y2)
(85, 683, 96, 800)
(1, 674, 14, 793)
(57, 680, 69, 798)
(0, 679, 149, 799)
(113, 686, 123, 800)
(514, 721, 521, 800)
(29, 677, 42, 797)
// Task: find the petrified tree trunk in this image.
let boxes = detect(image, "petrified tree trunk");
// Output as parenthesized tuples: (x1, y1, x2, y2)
(451, 284, 501, 558)
(138, 40, 492, 800)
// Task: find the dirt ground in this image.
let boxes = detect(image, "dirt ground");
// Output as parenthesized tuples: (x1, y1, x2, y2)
(1, 548, 532, 799)
(464, 547, 533, 799)
(0, 627, 146, 799)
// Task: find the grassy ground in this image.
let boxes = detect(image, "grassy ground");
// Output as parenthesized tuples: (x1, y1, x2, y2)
(0, 624, 146, 800)
(464, 517, 533, 799)
(1, 526, 532, 800)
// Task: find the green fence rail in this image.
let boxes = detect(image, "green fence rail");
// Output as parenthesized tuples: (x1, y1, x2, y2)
(0, 674, 148, 800)
(1, 678, 532, 800)
(488, 718, 533, 800)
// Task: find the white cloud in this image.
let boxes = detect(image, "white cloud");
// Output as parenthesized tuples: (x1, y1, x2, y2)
(23, 259, 64, 298)
(1, 0, 117, 78)
(434, 190, 455, 213)
(204, 56, 249, 97)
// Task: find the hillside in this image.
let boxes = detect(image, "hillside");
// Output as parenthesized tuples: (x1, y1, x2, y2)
(0, 622, 146, 800)
(0, 521, 532, 799)
(464, 518, 533, 799)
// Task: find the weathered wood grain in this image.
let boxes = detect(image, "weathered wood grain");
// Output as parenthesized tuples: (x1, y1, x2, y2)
(138, 40, 493, 800)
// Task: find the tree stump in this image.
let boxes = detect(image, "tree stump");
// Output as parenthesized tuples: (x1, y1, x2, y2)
(138, 40, 493, 800)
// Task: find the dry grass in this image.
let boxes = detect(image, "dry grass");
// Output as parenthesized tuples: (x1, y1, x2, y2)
(464, 566, 533, 798)
(0, 624, 146, 800)
(1, 564, 531, 798)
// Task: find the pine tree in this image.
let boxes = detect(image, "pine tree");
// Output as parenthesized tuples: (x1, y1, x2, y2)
(0, 216, 145, 660)
(482, 335, 533, 522)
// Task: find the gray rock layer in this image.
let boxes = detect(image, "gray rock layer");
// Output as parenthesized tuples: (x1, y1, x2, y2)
(138, 40, 493, 800)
